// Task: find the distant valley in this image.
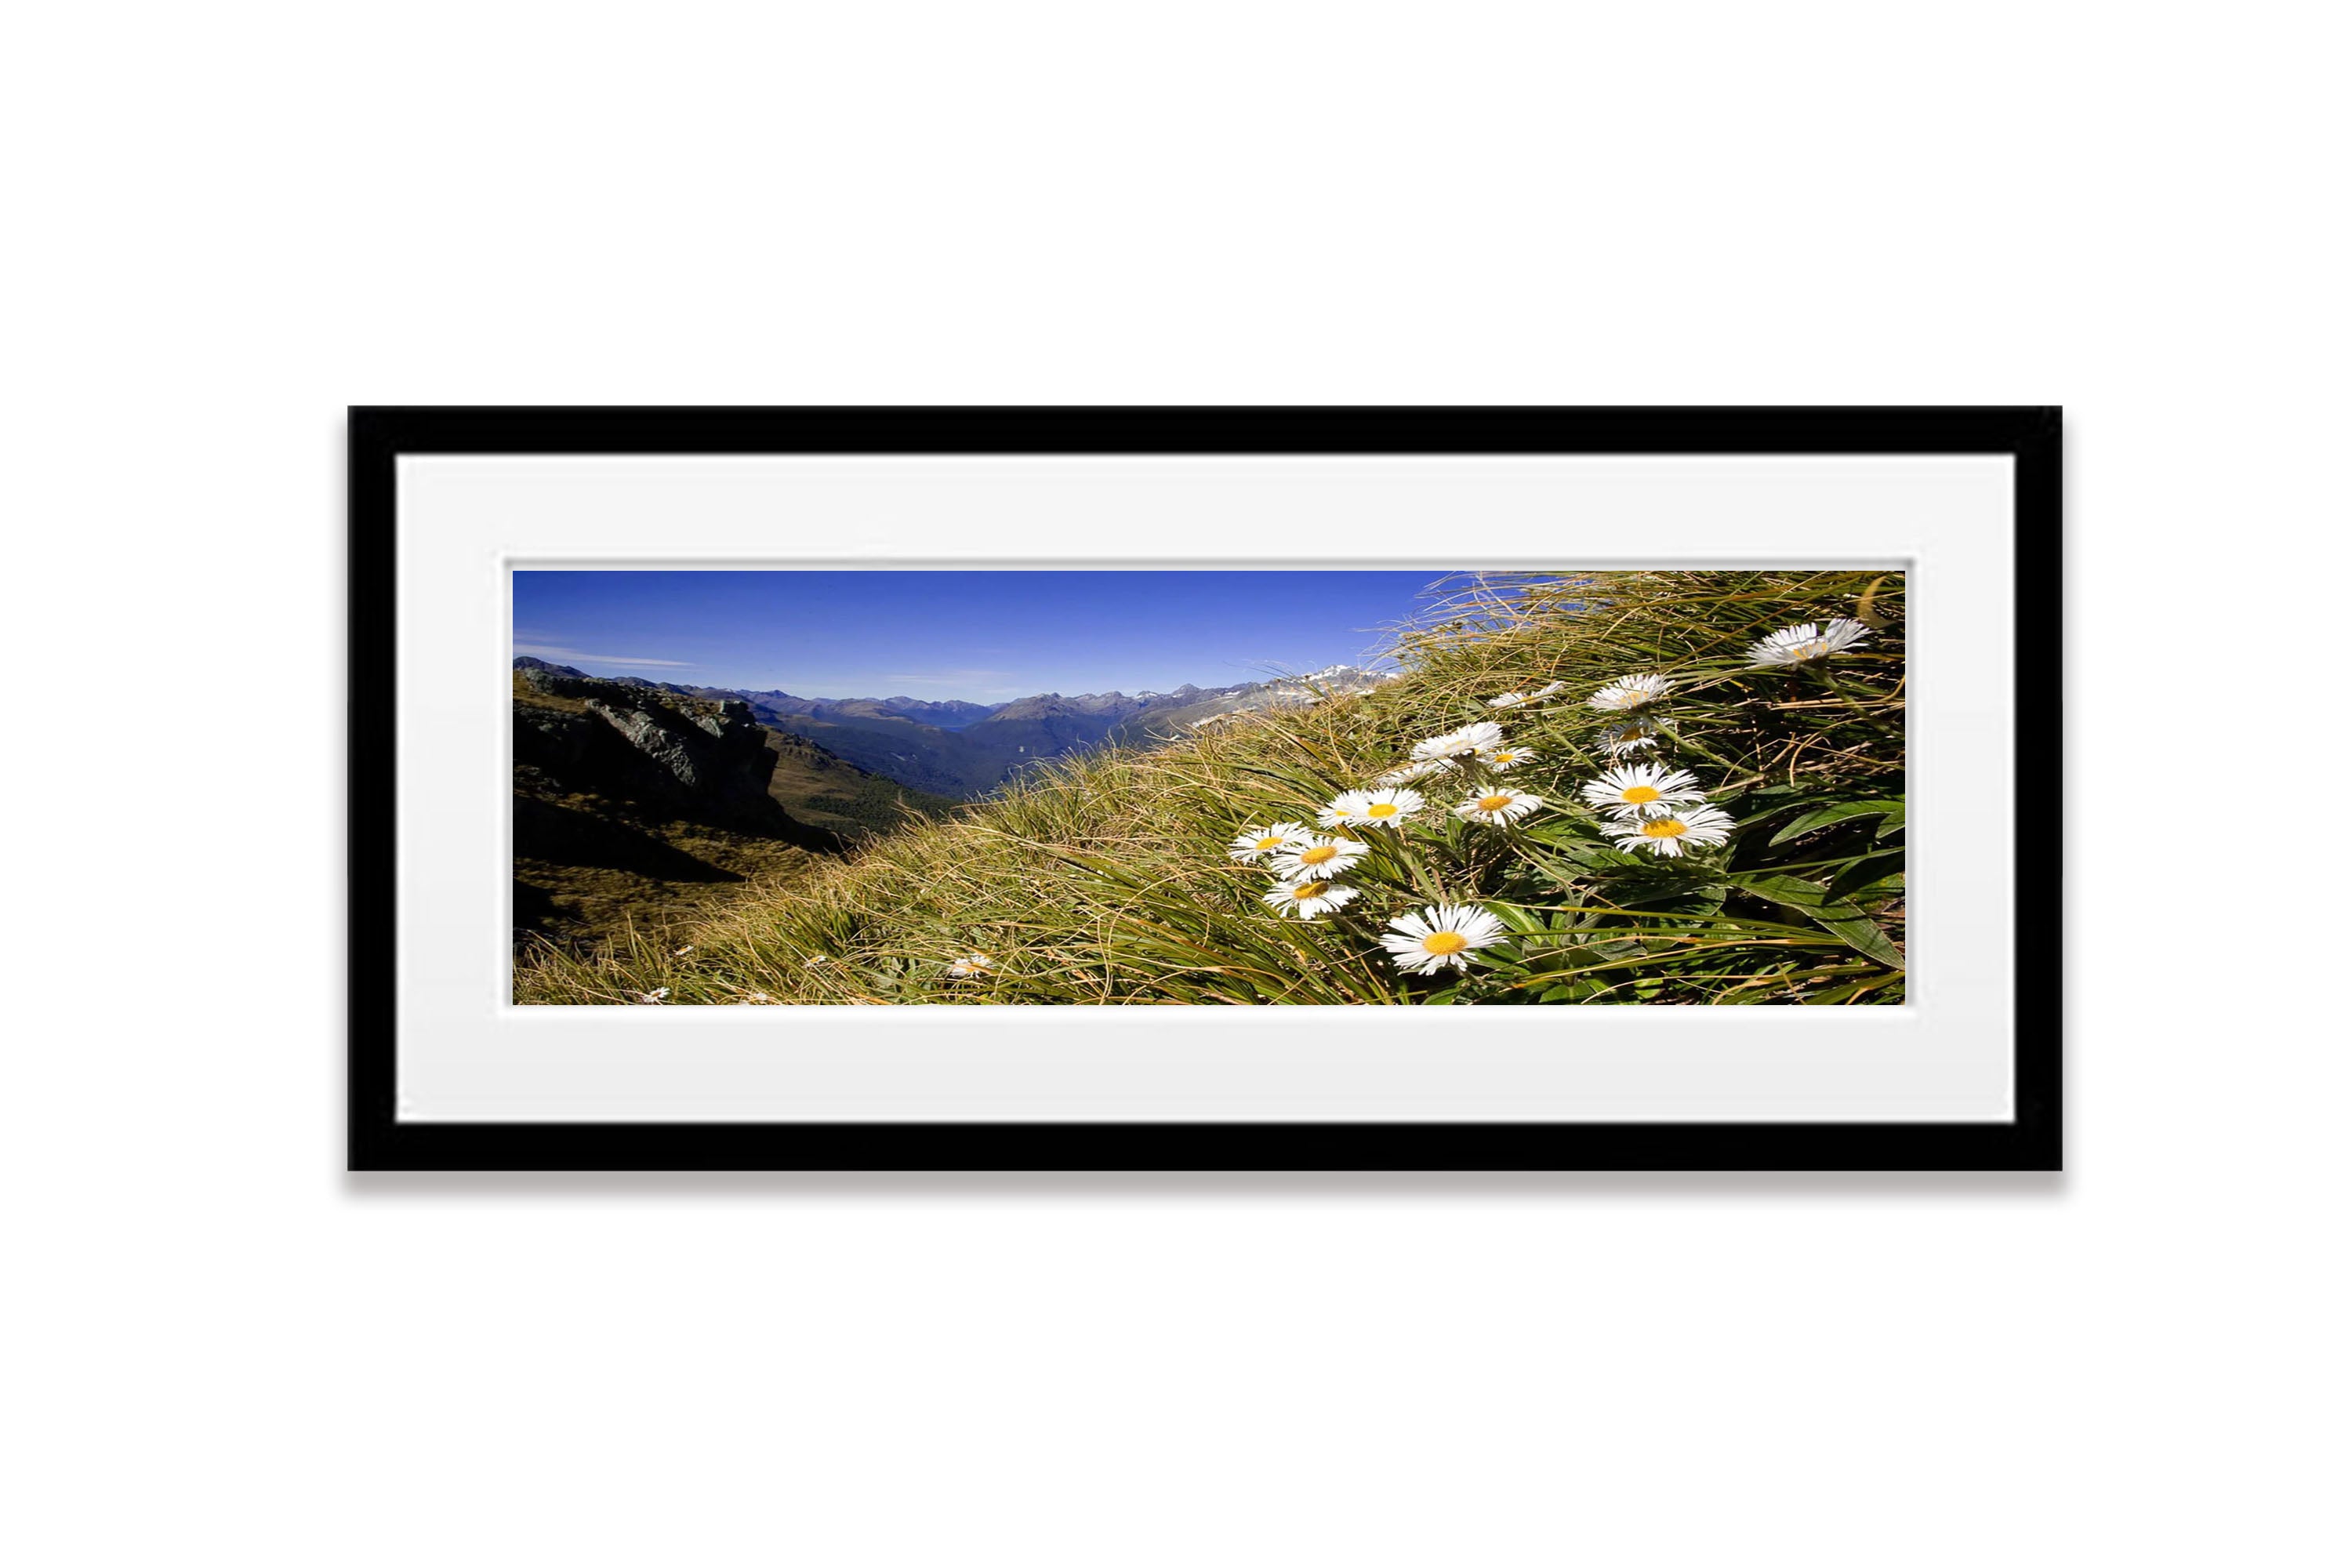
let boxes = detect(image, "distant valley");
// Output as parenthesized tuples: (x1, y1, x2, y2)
(519, 657, 1400, 800)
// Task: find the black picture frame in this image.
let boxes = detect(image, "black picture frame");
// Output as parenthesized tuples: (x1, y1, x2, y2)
(350, 406, 2061, 1172)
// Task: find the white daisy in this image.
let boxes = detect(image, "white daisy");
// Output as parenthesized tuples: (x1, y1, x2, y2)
(633, 987, 670, 1005)
(1409, 720, 1505, 762)
(1486, 690, 1534, 710)
(1475, 744, 1537, 771)
(804, 954, 830, 967)
(1579, 763, 1708, 820)
(1229, 821, 1312, 863)
(1318, 787, 1425, 829)
(1595, 715, 1666, 756)
(744, 992, 775, 1004)
(1378, 903, 1511, 975)
(672, 946, 695, 957)
(1588, 673, 1675, 711)
(945, 953, 994, 978)
(1373, 758, 1456, 787)
(1261, 878, 1360, 920)
(1747, 618, 1871, 666)
(1530, 681, 1570, 699)
(1269, 834, 1371, 882)
(1454, 789, 1545, 826)
(1607, 803, 1737, 858)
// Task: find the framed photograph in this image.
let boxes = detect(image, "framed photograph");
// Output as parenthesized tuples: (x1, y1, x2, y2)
(350, 407, 2060, 1171)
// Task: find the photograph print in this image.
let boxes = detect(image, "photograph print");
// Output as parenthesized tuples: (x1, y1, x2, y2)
(513, 567, 1906, 1007)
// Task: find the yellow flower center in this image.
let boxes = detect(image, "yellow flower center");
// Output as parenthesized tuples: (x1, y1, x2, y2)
(1640, 818, 1688, 838)
(1367, 803, 1398, 818)
(1478, 794, 1513, 811)
(1621, 785, 1661, 804)
(1421, 931, 1470, 955)
(1298, 844, 1339, 866)
(1793, 640, 1829, 659)
(1255, 835, 1284, 851)
(1289, 881, 1330, 901)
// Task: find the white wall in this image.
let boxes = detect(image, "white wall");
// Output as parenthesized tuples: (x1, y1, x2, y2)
(6, 5, 2344, 1564)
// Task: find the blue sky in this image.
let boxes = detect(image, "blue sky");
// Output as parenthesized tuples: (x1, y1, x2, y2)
(514, 570, 1445, 701)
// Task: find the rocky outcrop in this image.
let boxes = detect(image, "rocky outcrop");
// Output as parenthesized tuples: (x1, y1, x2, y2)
(581, 695, 778, 819)
(514, 670, 815, 837)
(516, 667, 601, 701)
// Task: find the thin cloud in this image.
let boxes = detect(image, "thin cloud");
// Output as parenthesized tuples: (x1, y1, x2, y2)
(514, 642, 697, 670)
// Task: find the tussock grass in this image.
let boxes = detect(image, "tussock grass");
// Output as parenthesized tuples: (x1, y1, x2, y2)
(514, 570, 1905, 1005)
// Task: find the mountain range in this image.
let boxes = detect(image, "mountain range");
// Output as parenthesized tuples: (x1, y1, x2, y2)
(517, 658, 1399, 799)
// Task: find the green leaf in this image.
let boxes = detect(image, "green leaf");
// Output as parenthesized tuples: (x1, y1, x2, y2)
(1733, 872, 1905, 970)
(1612, 880, 1728, 918)
(1769, 800, 1904, 846)
(1827, 851, 1905, 903)
(1485, 902, 1557, 937)
(1833, 869, 1906, 907)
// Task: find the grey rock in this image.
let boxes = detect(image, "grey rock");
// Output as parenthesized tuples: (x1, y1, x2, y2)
(515, 669, 797, 833)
